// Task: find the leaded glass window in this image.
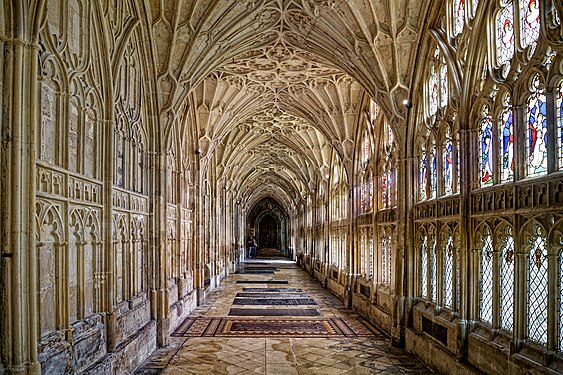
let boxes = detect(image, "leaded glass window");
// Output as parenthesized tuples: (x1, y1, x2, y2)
(526, 74, 548, 177)
(440, 61, 449, 108)
(527, 225, 548, 346)
(496, 1, 515, 66)
(369, 228, 374, 278)
(444, 130, 454, 195)
(430, 233, 437, 303)
(430, 141, 437, 199)
(453, 0, 465, 36)
(444, 234, 454, 308)
(500, 226, 515, 332)
(382, 232, 388, 284)
(559, 245, 563, 350)
(557, 81, 563, 169)
(360, 228, 367, 273)
(420, 144, 427, 201)
(520, 0, 540, 49)
(472, 0, 479, 18)
(500, 95, 514, 182)
(429, 64, 439, 117)
(480, 227, 494, 323)
(421, 234, 428, 298)
(387, 230, 392, 285)
(456, 133, 460, 193)
(480, 106, 494, 186)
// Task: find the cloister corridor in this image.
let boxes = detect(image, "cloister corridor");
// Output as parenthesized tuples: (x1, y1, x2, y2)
(134, 256, 434, 375)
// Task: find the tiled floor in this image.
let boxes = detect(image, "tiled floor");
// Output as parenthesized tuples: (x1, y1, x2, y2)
(135, 258, 433, 374)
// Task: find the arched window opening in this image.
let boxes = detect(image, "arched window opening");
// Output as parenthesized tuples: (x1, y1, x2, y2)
(528, 225, 548, 346)
(444, 234, 454, 308)
(421, 232, 428, 299)
(444, 129, 454, 195)
(499, 94, 514, 182)
(520, 0, 540, 49)
(480, 105, 494, 187)
(500, 226, 515, 331)
(526, 74, 548, 177)
(480, 227, 494, 323)
(419, 144, 428, 201)
(496, 1, 515, 66)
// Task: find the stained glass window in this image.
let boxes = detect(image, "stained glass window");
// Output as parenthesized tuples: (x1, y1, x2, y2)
(440, 61, 449, 108)
(382, 232, 388, 284)
(480, 227, 493, 323)
(420, 145, 427, 201)
(421, 234, 428, 298)
(430, 233, 437, 303)
(500, 226, 515, 331)
(456, 134, 460, 193)
(557, 81, 563, 169)
(560, 246, 563, 350)
(528, 225, 548, 346)
(526, 74, 548, 177)
(472, 0, 479, 17)
(381, 173, 388, 208)
(368, 176, 374, 211)
(360, 228, 367, 273)
(520, 0, 540, 48)
(500, 96, 514, 182)
(453, 0, 465, 36)
(480, 106, 494, 186)
(387, 231, 392, 285)
(444, 130, 454, 195)
(429, 65, 439, 116)
(430, 141, 437, 198)
(444, 234, 454, 308)
(369, 228, 374, 278)
(496, 1, 515, 65)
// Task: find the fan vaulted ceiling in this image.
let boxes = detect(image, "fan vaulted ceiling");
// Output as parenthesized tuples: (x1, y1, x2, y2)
(148, 0, 426, 209)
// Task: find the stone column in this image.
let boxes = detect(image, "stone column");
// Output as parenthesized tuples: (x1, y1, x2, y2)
(0, 10, 42, 372)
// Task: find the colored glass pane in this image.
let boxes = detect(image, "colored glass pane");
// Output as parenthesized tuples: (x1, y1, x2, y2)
(526, 75, 548, 176)
(558, 82, 563, 169)
(444, 235, 454, 308)
(382, 232, 387, 283)
(528, 225, 548, 346)
(430, 235, 437, 302)
(381, 173, 388, 208)
(387, 231, 392, 285)
(500, 106, 514, 182)
(420, 146, 427, 201)
(480, 227, 493, 323)
(444, 135, 453, 195)
(496, 1, 515, 65)
(429, 66, 439, 116)
(453, 0, 465, 36)
(500, 227, 515, 331)
(430, 142, 437, 198)
(520, 0, 540, 48)
(369, 230, 374, 278)
(472, 0, 479, 17)
(560, 245, 563, 350)
(456, 135, 460, 193)
(440, 63, 449, 108)
(421, 234, 428, 298)
(480, 107, 494, 186)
